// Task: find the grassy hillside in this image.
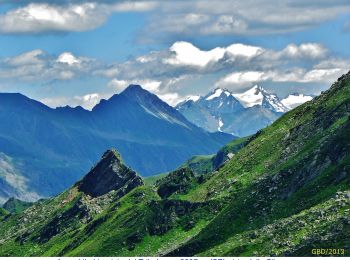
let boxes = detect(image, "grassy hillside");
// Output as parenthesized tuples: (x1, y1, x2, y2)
(167, 71, 350, 256)
(181, 136, 250, 175)
(0, 72, 349, 256)
(2, 198, 34, 214)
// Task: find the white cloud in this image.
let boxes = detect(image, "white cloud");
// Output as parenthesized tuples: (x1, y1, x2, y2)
(0, 49, 97, 82)
(107, 79, 129, 92)
(164, 41, 226, 68)
(108, 78, 161, 93)
(302, 68, 344, 83)
(111, 1, 158, 12)
(41, 92, 112, 110)
(139, 0, 350, 40)
(0, 0, 349, 36)
(0, 1, 157, 34)
(6, 49, 45, 66)
(201, 15, 248, 34)
(281, 43, 327, 59)
(57, 52, 81, 65)
(219, 71, 266, 86)
(217, 67, 347, 88)
(226, 44, 263, 58)
(157, 92, 182, 106)
(73, 93, 101, 110)
(0, 3, 107, 33)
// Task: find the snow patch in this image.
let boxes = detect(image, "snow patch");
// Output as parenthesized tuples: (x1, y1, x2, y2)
(218, 118, 224, 132)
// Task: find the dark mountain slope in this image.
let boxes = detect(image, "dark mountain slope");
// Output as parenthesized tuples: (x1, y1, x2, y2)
(0, 86, 233, 202)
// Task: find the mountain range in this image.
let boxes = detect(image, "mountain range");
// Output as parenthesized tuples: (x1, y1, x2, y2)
(0, 85, 233, 204)
(177, 85, 313, 136)
(0, 71, 349, 257)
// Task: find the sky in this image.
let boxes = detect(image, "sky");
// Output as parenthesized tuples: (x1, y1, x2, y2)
(0, 0, 349, 109)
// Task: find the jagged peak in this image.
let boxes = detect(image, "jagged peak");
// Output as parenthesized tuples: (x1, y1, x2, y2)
(205, 87, 233, 100)
(77, 149, 143, 197)
(101, 149, 123, 163)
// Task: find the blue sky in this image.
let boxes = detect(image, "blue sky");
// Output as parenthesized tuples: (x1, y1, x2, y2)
(0, 0, 349, 109)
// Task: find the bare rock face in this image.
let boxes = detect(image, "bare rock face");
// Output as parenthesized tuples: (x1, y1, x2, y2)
(77, 149, 144, 197)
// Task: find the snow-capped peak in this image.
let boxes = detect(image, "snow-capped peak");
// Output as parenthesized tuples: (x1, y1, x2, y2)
(233, 85, 288, 112)
(232, 85, 265, 108)
(281, 94, 313, 110)
(205, 87, 232, 100)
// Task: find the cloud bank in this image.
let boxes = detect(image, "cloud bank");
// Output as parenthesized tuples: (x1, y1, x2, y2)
(0, 0, 349, 37)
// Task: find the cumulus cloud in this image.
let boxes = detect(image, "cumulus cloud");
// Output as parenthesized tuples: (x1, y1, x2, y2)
(139, 0, 350, 41)
(217, 67, 347, 88)
(0, 3, 106, 33)
(100, 41, 332, 84)
(0, 49, 97, 82)
(0, 1, 157, 34)
(0, 0, 349, 36)
(164, 41, 226, 68)
(281, 43, 328, 59)
(2, 40, 347, 109)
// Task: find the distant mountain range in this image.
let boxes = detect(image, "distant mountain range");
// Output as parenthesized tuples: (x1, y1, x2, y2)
(177, 85, 313, 136)
(0, 85, 233, 203)
(0, 71, 349, 256)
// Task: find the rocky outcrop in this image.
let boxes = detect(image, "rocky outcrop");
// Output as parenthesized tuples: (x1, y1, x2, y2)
(156, 168, 197, 199)
(77, 149, 144, 197)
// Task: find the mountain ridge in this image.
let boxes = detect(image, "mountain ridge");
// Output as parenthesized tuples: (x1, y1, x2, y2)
(177, 85, 296, 136)
(0, 85, 233, 203)
(0, 71, 348, 256)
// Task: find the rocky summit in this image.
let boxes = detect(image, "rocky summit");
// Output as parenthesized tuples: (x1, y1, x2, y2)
(77, 149, 144, 197)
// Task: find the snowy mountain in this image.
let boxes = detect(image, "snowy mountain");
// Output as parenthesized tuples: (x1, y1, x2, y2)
(233, 85, 288, 112)
(177, 86, 313, 136)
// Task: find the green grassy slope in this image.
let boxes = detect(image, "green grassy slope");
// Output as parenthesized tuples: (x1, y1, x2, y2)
(0, 208, 9, 219)
(0, 72, 350, 256)
(2, 198, 34, 214)
(167, 72, 350, 256)
(181, 136, 250, 175)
